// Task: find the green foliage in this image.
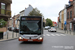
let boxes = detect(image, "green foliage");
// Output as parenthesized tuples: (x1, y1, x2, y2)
(28, 8, 43, 17)
(0, 19, 7, 28)
(46, 18, 53, 26)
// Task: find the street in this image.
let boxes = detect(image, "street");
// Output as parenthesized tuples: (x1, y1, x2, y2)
(0, 30, 75, 50)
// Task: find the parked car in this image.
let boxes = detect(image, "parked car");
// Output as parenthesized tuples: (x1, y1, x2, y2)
(8, 27, 12, 31)
(13, 27, 19, 32)
(45, 26, 50, 30)
(48, 27, 56, 32)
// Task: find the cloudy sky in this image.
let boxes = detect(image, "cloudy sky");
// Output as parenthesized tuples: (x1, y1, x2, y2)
(11, 0, 69, 22)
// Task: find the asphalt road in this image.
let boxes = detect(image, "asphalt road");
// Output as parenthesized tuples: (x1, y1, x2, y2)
(0, 30, 75, 50)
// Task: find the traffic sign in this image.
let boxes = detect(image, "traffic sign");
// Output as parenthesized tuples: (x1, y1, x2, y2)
(64, 21, 67, 25)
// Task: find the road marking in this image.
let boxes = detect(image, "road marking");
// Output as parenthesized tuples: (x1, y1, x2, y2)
(55, 34, 60, 36)
(60, 34, 66, 36)
(43, 34, 45, 36)
(51, 34, 55, 36)
(46, 34, 50, 36)
(52, 46, 74, 49)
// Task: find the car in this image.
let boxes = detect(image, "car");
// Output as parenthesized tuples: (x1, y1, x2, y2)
(8, 27, 12, 31)
(13, 27, 19, 32)
(48, 27, 56, 32)
(45, 26, 50, 30)
(16, 27, 19, 32)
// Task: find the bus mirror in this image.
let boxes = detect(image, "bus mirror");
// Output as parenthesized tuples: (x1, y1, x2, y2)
(43, 22, 45, 27)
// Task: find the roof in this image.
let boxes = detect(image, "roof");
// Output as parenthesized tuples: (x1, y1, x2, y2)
(69, 0, 73, 1)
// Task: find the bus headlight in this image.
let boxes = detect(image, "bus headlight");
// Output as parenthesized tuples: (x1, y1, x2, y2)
(19, 37, 23, 39)
(38, 37, 43, 40)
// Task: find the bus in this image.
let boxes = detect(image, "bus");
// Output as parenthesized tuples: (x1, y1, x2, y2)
(18, 16, 44, 43)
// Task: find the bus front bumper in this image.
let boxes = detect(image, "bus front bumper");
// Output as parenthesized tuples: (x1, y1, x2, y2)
(19, 38, 43, 42)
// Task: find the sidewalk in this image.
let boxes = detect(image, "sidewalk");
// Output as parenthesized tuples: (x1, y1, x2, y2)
(0, 31, 19, 41)
(57, 28, 75, 35)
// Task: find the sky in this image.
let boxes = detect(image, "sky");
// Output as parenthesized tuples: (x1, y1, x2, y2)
(11, 0, 69, 22)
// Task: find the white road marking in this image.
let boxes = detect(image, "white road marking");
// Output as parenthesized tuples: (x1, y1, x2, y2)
(43, 34, 66, 37)
(51, 34, 55, 36)
(55, 34, 60, 36)
(43, 34, 45, 36)
(52, 46, 74, 49)
(60, 34, 66, 36)
(46, 34, 50, 36)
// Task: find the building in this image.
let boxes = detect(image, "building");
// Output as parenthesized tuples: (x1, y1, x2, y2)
(24, 5, 33, 16)
(52, 21, 57, 27)
(58, 11, 62, 29)
(8, 18, 13, 27)
(20, 10, 24, 16)
(19, 5, 33, 17)
(58, 5, 67, 30)
(0, 0, 12, 32)
(66, 0, 75, 31)
(12, 14, 20, 28)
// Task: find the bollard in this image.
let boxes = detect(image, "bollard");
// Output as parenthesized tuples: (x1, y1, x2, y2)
(74, 31, 75, 35)
(16, 32, 17, 37)
(12, 31, 14, 38)
(70, 30, 71, 34)
(64, 29, 66, 33)
(7, 31, 8, 39)
(67, 30, 68, 34)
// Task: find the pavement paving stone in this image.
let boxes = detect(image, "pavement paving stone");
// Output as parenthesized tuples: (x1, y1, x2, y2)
(0, 31, 19, 41)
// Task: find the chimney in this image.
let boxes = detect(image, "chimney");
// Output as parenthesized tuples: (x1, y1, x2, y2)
(69, 0, 73, 5)
(29, 4, 31, 6)
(25, 8, 26, 9)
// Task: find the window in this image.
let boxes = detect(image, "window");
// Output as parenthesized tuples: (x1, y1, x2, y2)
(70, 11, 72, 18)
(67, 12, 69, 19)
(1, 3, 5, 14)
(1, 3, 5, 9)
(0, 3, 1, 8)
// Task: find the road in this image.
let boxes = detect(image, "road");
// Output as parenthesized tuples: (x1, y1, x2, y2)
(0, 30, 75, 50)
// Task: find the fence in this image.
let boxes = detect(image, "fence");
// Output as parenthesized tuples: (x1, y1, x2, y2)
(0, 30, 19, 41)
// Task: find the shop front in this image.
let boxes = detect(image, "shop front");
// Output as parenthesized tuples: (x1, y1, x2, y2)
(71, 18, 75, 31)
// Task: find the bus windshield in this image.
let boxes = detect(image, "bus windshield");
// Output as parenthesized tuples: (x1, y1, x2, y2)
(20, 20, 41, 34)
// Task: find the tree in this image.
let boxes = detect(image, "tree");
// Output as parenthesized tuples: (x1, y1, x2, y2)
(28, 8, 43, 17)
(46, 18, 53, 26)
(0, 19, 7, 28)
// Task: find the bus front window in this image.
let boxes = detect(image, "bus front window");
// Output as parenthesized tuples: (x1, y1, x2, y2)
(20, 20, 41, 34)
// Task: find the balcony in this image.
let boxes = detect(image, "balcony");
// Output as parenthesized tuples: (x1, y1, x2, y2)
(0, 0, 12, 4)
(0, 8, 11, 18)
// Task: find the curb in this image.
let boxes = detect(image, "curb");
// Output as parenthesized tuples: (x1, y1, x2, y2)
(0, 38, 18, 42)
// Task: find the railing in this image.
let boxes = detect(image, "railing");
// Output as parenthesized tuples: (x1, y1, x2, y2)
(0, 8, 11, 17)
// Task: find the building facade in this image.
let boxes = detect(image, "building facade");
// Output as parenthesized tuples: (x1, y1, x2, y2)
(66, 0, 75, 31)
(0, 0, 12, 32)
(58, 11, 62, 29)
(12, 14, 20, 28)
(20, 10, 24, 16)
(24, 5, 33, 16)
(58, 5, 67, 30)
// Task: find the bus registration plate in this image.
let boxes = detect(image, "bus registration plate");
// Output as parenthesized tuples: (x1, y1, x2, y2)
(28, 40, 33, 41)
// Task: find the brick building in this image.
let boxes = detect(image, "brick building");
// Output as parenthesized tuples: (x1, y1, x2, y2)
(66, 0, 75, 31)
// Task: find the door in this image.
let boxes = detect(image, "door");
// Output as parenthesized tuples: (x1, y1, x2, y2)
(74, 24, 75, 31)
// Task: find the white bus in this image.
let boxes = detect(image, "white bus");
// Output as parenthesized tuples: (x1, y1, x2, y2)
(18, 16, 44, 43)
